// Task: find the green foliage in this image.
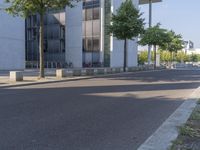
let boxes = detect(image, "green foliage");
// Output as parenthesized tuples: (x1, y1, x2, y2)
(138, 51, 155, 64)
(176, 51, 188, 63)
(189, 54, 200, 62)
(108, 0, 145, 40)
(5, 0, 78, 17)
(138, 51, 148, 65)
(179, 125, 200, 138)
(161, 30, 183, 53)
(108, 0, 145, 71)
(160, 50, 171, 62)
(139, 24, 170, 47)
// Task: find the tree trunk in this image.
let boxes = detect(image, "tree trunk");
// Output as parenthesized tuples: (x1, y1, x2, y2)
(170, 51, 173, 69)
(148, 45, 151, 65)
(154, 45, 156, 69)
(124, 39, 127, 72)
(39, 13, 45, 78)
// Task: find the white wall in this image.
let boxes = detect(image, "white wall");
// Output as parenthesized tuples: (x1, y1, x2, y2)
(110, 0, 139, 67)
(65, 2, 83, 68)
(0, 1, 25, 70)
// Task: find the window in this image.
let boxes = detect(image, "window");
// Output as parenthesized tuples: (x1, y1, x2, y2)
(82, 2, 101, 52)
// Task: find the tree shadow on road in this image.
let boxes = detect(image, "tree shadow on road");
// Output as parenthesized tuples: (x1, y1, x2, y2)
(104, 70, 200, 83)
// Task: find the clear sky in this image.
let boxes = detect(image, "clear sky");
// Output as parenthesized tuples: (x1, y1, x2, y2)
(139, 0, 200, 48)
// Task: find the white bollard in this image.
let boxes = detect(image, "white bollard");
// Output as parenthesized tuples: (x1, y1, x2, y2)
(66, 70, 73, 77)
(10, 71, 23, 82)
(56, 69, 65, 78)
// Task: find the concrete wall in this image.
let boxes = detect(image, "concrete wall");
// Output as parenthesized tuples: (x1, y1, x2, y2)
(0, 1, 25, 70)
(65, 2, 83, 68)
(110, 0, 139, 68)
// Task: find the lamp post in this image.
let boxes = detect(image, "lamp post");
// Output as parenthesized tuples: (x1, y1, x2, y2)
(147, 0, 152, 65)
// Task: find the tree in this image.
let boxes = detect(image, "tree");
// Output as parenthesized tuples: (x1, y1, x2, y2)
(189, 54, 200, 62)
(160, 50, 171, 63)
(5, 0, 79, 78)
(108, 0, 145, 72)
(176, 51, 188, 63)
(139, 24, 170, 69)
(161, 31, 183, 64)
(138, 51, 148, 65)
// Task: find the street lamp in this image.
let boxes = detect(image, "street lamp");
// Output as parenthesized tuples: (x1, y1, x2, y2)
(148, 0, 152, 65)
(139, 0, 162, 65)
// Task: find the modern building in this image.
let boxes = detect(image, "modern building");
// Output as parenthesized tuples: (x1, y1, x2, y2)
(185, 48, 200, 55)
(0, 0, 162, 70)
(0, 1, 25, 70)
(26, 0, 161, 69)
(25, 10, 66, 68)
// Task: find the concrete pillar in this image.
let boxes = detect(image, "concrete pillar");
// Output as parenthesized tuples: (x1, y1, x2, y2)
(66, 1, 83, 68)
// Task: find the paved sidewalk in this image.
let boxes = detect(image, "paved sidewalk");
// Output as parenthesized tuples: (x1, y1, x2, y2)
(0, 76, 93, 88)
(0, 69, 155, 88)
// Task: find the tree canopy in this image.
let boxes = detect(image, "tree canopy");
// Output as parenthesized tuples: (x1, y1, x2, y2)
(5, 0, 79, 16)
(139, 24, 170, 47)
(161, 30, 183, 53)
(109, 0, 145, 40)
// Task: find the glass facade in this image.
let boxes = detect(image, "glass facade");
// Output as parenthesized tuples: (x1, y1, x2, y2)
(82, 0, 101, 67)
(25, 0, 107, 68)
(25, 10, 66, 68)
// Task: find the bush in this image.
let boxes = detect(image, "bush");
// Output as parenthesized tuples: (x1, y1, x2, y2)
(176, 51, 188, 63)
(160, 50, 171, 62)
(138, 51, 148, 65)
(189, 54, 200, 62)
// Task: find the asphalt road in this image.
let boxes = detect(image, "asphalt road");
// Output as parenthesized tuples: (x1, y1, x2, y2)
(0, 69, 200, 150)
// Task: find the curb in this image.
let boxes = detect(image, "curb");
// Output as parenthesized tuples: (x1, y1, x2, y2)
(137, 87, 200, 150)
(0, 69, 166, 88)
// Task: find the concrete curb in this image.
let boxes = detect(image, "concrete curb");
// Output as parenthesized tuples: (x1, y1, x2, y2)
(137, 87, 200, 150)
(0, 69, 166, 88)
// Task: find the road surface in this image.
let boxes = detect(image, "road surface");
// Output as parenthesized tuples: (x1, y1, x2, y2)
(0, 69, 200, 150)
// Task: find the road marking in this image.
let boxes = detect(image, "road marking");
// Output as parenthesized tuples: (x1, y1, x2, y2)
(137, 87, 200, 150)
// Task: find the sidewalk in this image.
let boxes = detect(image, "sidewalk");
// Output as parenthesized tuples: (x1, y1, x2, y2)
(0, 68, 163, 88)
(0, 75, 93, 88)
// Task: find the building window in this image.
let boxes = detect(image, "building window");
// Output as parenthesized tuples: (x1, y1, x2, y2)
(25, 10, 66, 65)
(82, 0, 101, 52)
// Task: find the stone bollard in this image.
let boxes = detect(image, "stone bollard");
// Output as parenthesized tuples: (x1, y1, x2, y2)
(105, 68, 112, 74)
(56, 69, 65, 78)
(66, 70, 73, 77)
(73, 69, 82, 76)
(115, 68, 121, 73)
(81, 69, 87, 76)
(120, 68, 124, 72)
(111, 68, 116, 74)
(10, 71, 23, 82)
(94, 69, 98, 75)
(97, 68, 105, 75)
(86, 69, 94, 76)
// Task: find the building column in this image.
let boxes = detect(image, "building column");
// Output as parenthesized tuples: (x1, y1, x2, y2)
(127, 0, 139, 67)
(110, 0, 139, 68)
(100, 0, 105, 64)
(65, 1, 83, 68)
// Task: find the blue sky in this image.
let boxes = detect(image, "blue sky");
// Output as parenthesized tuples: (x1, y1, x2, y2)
(139, 0, 200, 48)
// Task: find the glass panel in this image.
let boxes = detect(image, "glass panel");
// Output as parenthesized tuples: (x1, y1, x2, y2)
(93, 7, 99, 20)
(25, 10, 66, 64)
(93, 20, 100, 36)
(85, 21, 93, 37)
